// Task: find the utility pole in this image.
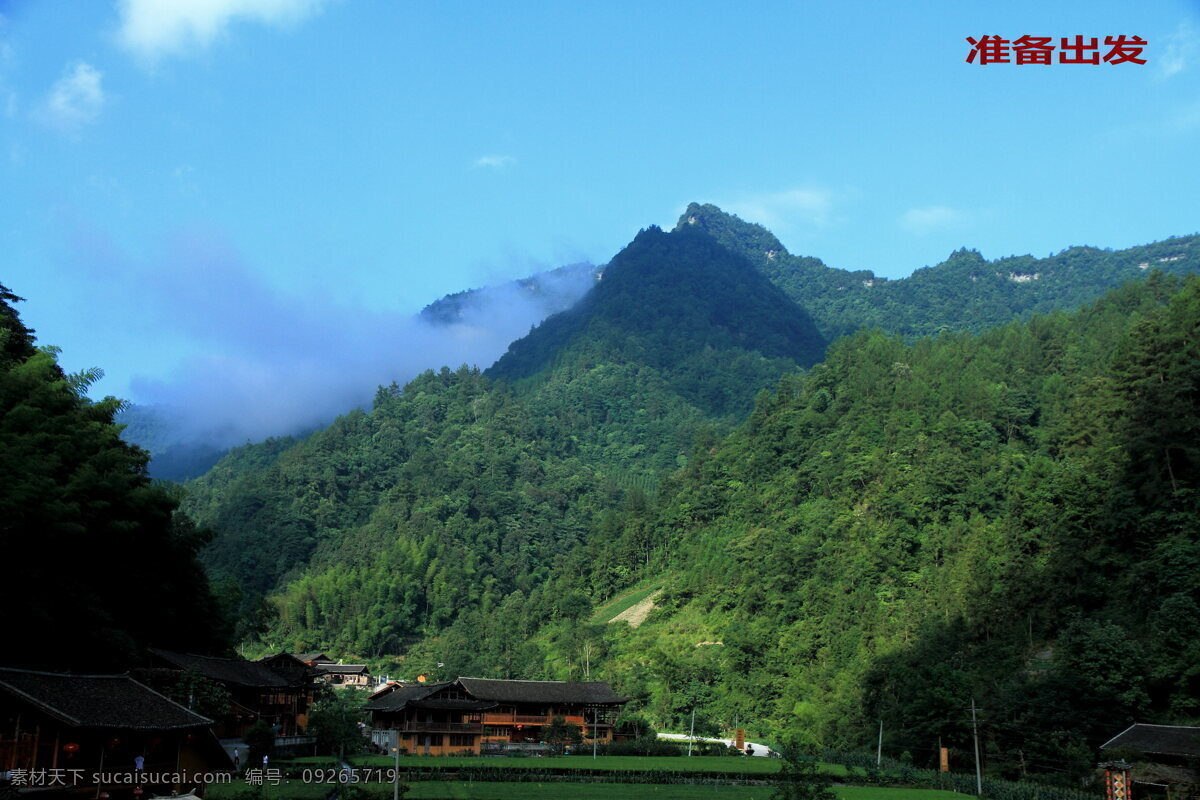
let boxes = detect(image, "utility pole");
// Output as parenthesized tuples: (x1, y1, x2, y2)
(392, 739, 401, 800)
(876, 719, 883, 766)
(970, 699, 983, 798)
(687, 708, 696, 757)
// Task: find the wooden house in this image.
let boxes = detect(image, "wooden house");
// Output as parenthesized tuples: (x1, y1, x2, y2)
(1101, 723, 1200, 796)
(364, 677, 629, 756)
(0, 667, 231, 798)
(312, 663, 371, 688)
(294, 654, 334, 667)
(255, 653, 317, 685)
(144, 649, 315, 738)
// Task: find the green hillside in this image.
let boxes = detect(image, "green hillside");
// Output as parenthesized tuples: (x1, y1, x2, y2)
(183, 223, 827, 656)
(174, 212, 1200, 784)
(589, 272, 1200, 775)
(489, 223, 827, 418)
(679, 202, 1200, 340)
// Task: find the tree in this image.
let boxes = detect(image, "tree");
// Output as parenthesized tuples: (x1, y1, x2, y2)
(0, 284, 231, 671)
(168, 668, 232, 723)
(772, 741, 836, 800)
(244, 720, 276, 765)
(542, 715, 583, 755)
(308, 691, 365, 758)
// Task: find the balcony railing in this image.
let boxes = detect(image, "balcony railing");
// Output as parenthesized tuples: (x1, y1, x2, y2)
(393, 722, 482, 733)
(481, 714, 596, 727)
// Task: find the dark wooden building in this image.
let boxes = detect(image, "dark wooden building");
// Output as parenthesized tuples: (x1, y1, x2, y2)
(294, 654, 333, 666)
(255, 653, 317, 686)
(145, 649, 315, 738)
(312, 663, 371, 688)
(364, 677, 629, 756)
(0, 667, 230, 798)
(1101, 723, 1200, 796)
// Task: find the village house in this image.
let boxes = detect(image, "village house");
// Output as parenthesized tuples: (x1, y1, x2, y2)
(0, 667, 231, 798)
(261, 653, 371, 688)
(255, 652, 318, 685)
(1101, 723, 1200, 797)
(142, 648, 316, 739)
(363, 677, 629, 756)
(294, 654, 334, 667)
(312, 663, 372, 688)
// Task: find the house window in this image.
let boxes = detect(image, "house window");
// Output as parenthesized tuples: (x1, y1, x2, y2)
(449, 735, 474, 747)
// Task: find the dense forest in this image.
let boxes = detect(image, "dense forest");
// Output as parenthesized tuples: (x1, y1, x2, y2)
(177, 211, 1200, 783)
(586, 272, 1200, 776)
(183, 223, 829, 649)
(0, 284, 231, 671)
(679, 202, 1200, 340)
(5, 204, 1198, 784)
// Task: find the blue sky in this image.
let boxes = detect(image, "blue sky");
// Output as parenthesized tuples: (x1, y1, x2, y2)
(1, 0, 1198, 441)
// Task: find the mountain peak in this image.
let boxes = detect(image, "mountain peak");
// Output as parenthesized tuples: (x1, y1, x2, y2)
(487, 222, 826, 416)
(673, 202, 788, 263)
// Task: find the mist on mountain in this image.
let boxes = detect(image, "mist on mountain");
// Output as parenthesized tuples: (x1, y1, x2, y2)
(115, 247, 598, 476)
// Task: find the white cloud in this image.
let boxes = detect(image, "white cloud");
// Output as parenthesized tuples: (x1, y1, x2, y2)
(1159, 21, 1199, 78)
(473, 154, 516, 169)
(115, 0, 329, 60)
(900, 205, 964, 235)
(725, 187, 834, 229)
(38, 61, 105, 131)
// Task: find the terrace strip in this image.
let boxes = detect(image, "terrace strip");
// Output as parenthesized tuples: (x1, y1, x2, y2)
(262, 753, 1104, 800)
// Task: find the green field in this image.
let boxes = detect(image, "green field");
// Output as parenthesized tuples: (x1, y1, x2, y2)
(206, 779, 976, 800)
(346, 755, 785, 774)
(405, 785, 972, 800)
(207, 779, 331, 799)
(590, 581, 663, 623)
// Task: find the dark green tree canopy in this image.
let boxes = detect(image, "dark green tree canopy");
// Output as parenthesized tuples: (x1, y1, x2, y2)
(0, 284, 230, 671)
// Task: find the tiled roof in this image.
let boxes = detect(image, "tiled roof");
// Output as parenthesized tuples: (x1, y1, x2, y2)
(148, 648, 296, 688)
(258, 653, 312, 668)
(0, 668, 212, 730)
(295, 653, 333, 664)
(314, 664, 370, 675)
(1101, 724, 1200, 758)
(456, 678, 629, 705)
(362, 678, 630, 712)
(362, 683, 447, 712)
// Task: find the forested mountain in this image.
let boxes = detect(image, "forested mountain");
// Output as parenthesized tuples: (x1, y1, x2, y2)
(182, 224, 828, 651)
(120, 261, 601, 482)
(0, 284, 231, 671)
(489, 224, 827, 417)
(419, 261, 600, 326)
(118, 403, 238, 482)
(173, 209, 1200, 782)
(578, 272, 1200, 776)
(679, 202, 1200, 340)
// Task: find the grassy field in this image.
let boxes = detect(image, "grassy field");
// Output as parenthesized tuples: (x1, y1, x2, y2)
(345, 754, 785, 774)
(404, 787, 975, 800)
(207, 779, 976, 800)
(590, 581, 663, 623)
(207, 779, 331, 798)
(834, 789, 975, 800)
